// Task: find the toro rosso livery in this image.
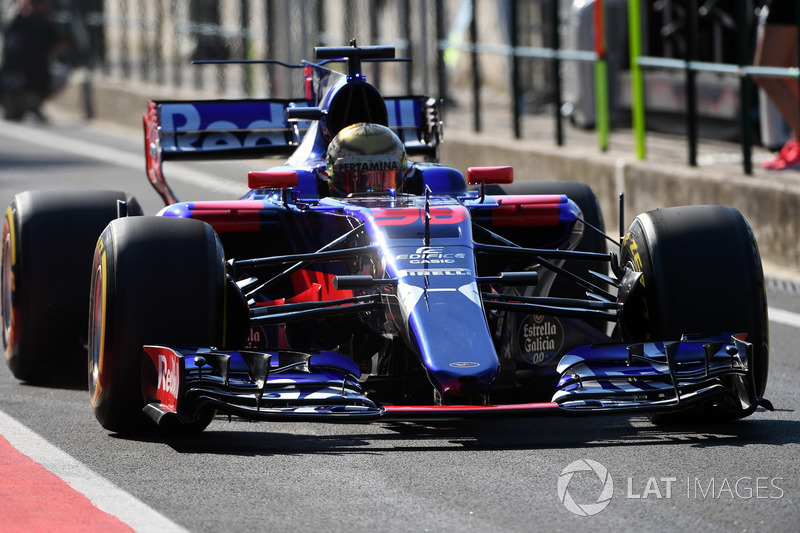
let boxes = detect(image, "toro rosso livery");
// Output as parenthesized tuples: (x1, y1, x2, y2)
(2, 44, 771, 433)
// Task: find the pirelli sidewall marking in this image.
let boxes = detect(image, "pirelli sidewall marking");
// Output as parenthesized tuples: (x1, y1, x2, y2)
(622, 230, 651, 325)
(622, 232, 646, 289)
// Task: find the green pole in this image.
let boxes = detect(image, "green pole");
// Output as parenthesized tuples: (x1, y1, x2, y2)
(627, 0, 646, 159)
(594, 0, 609, 151)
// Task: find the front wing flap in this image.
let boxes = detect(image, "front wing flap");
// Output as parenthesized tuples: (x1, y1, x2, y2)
(142, 346, 383, 424)
(552, 333, 772, 416)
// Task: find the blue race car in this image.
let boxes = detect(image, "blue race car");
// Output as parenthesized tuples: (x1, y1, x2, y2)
(2, 43, 771, 433)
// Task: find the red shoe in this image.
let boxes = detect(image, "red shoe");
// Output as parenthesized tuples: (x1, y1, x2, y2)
(762, 139, 800, 170)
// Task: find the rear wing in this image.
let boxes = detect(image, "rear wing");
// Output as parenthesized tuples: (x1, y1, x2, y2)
(143, 97, 441, 205)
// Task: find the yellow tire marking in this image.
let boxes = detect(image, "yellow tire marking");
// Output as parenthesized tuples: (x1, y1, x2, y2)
(90, 239, 107, 407)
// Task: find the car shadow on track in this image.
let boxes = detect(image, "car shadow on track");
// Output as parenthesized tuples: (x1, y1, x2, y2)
(19, 379, 87, 392)
(113, 408, 796, 455)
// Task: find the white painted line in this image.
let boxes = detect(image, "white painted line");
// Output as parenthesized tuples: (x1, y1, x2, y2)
(0, 120, 248, 197)
(0, 409, 189, 533)
(768, 307, 800, 329)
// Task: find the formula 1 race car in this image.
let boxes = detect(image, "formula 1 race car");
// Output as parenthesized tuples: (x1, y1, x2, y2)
(2, 43, 772, 434)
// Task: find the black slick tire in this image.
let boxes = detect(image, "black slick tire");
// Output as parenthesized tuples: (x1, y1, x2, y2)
(2, 190, 138, 384)
(88, 216, 227, 434)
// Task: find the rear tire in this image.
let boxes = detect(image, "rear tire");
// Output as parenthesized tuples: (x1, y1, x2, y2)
(2, 190, 139, 384)
(89, 216, 228, 434)
(619, 205, 768, 419)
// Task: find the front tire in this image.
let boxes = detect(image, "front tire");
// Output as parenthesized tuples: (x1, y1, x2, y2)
(619, 205, 769, 418)
(89, 216, 228, 433)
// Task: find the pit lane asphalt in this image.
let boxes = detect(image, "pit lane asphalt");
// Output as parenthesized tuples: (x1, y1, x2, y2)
(1, 118, 799, 532)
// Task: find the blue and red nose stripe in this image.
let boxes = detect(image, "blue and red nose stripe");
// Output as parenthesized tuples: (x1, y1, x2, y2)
(490, 194, 579, 227)
(159, 200, 269, 232)
(473, 194, 580, 228)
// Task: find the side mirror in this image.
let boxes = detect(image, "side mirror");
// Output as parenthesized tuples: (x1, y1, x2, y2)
(248, 170, 299, 190)
(467, 166, 513, 185)
(467, 166, 513, 203)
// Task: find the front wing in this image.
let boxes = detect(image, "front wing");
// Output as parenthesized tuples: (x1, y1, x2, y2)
(141, 333, 771, 426)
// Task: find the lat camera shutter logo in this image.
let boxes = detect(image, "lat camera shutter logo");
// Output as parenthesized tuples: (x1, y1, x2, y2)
(557, 459, 614, 516)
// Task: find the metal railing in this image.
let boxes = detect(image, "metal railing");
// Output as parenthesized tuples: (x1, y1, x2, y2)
(628, 0, 800, 175)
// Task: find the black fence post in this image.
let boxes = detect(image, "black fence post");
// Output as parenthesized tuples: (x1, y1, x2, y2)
(345, 0, 355, 44)
(172, 2, 182, 88)
(315, 0, 324, 46)
(402, 0, 412, 94)
(241, 0, 252, 96)
(139, 2, 149, 81)
(265, 1, 275, 95)
(510, 0, 521, 139)
(551, 0, 563, 146)
(154, 2, 164, 86)
(736, 0, 753, 175)
(370, 3, 381, 87)
(797, 1, 800, 144)
(435, 0, 448, 108)
(120, 0, 130, 79)
(470, 0, 481, 132)
(686, 0, 699, 166)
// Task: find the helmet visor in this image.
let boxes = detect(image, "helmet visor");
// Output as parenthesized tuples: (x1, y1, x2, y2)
(330, 156, 402, 195)
(334, 171, 399, 195)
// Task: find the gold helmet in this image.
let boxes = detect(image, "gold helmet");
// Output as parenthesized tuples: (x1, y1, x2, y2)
(325, 123, 407, 196)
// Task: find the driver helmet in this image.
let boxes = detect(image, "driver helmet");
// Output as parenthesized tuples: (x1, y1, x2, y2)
(325, 123, 407, 196)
